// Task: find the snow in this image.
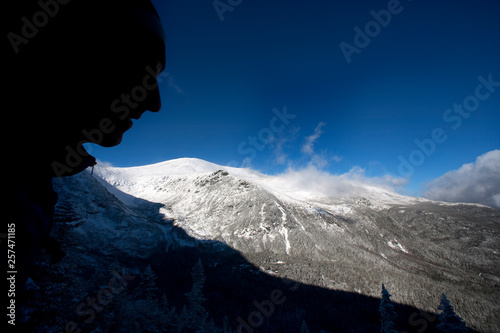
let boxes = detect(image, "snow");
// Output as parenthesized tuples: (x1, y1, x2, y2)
(94, 157, 423, 208)
(273, 201, 292, 254)
(90, 157, 491, 258)
(387, 239, 409, 254)
(90, 158, 438, 252)
(52, 158, 499, 332)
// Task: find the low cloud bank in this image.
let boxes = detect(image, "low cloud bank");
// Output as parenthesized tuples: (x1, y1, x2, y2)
(424, 150, 500, 209)
(278, 165, 408, 199)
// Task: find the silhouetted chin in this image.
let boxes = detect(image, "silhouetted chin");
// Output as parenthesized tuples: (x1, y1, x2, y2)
(94, 131, 124, 147)
(101, 133, 125, 147)
(94, 119, 133, 147)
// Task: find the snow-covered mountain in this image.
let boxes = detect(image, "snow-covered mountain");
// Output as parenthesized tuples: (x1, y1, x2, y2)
(91, 158, 499, 330)
(45, 158, 499, 332)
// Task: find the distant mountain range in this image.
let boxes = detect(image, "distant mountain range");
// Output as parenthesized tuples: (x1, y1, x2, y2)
(27, 158, 499, 332)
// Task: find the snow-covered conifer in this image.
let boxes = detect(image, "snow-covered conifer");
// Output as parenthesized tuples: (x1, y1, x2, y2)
(300, 320, 310, 333)
(178, 258, 218, 332)
(140, 264, 158, 301)
(379, 284, 398, 333)
(223, 316, 234, 333)
(436, 293, 468, 332)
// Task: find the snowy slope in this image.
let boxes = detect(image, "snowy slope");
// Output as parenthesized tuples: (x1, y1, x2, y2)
(93, 158, 499, 276)
(95, 158, 426, 207)
(94, 158, 406, 254)
(51, 158, 500, 331)
(52, 171, 174, 258)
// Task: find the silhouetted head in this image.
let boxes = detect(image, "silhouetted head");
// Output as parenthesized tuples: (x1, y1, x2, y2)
(5, 0, 166, 176)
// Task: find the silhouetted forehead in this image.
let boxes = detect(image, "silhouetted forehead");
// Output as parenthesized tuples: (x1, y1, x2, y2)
(101, 3, 166, 68)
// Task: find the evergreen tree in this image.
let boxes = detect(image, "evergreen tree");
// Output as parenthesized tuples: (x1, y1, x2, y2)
(161, 299, 179, 333)
(177, 305, 190, 333)
(223, 316, 234, 333)
(160, 293, 169, 308)
(140, 264, 159, 301)
(300, 320, 310, 333)
(379, 284, 398, 333)
(436, 293, 468, 332)
(179, 258, 219, 332)
(185, 259, 207, 316)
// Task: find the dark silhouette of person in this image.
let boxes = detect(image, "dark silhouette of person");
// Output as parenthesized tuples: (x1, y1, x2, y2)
(2, 0, 166, 302)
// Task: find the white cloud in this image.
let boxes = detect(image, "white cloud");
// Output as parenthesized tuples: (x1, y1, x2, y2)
(271, 133, 294, 166)
(265, 125, 300, 166)
(298, 122, 343, 169)
(302, 122, 326, 155)
(308, 152, 329, 169)
(331, 155, 343, 163)
(274, 151, 287, 165)
(163, 71, 184, 94)
(279, 164, 408, 199)
(241, 157, 253, 168)
(423, 150, 500, 209)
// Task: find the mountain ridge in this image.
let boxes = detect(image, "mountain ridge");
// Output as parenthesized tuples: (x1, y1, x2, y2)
(89, 158, 500, 331)
(41, 157, 500, 332)
(95, 157, 482, 208)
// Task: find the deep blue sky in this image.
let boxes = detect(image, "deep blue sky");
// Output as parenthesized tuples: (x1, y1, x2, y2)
(87, 0, 500, 198)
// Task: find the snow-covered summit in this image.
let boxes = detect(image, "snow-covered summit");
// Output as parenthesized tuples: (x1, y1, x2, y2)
(94, 157, 422, 209)
(100, 158, 229, 177)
